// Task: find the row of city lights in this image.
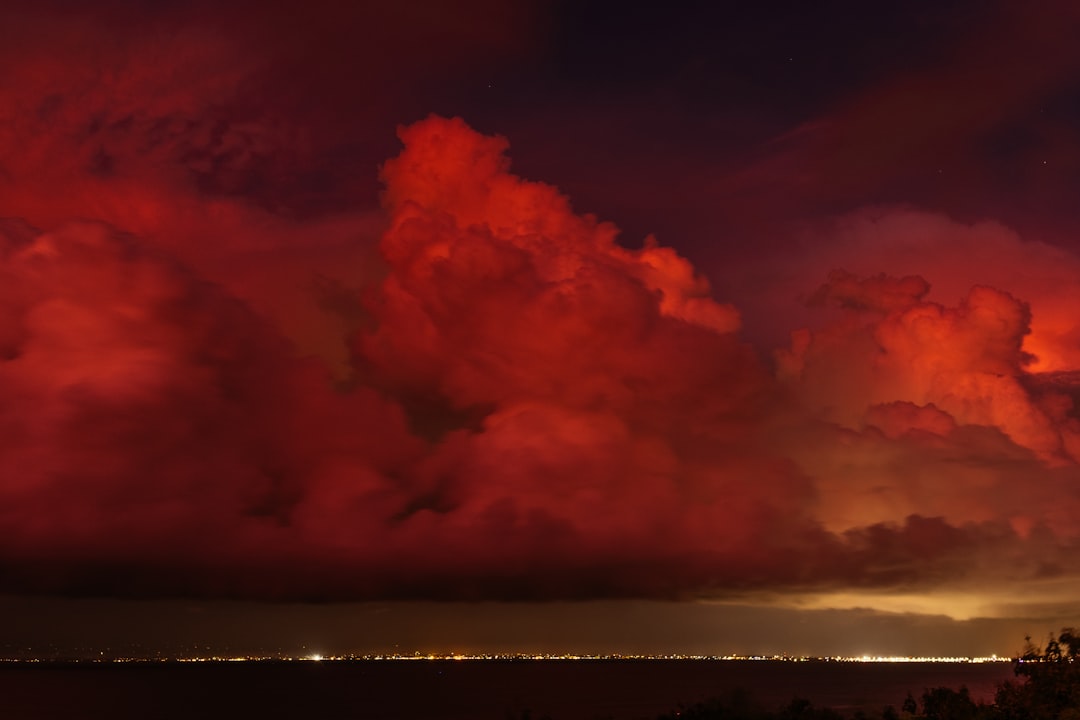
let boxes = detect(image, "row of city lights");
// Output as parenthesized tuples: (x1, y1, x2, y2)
(0, 653, 1008, 663)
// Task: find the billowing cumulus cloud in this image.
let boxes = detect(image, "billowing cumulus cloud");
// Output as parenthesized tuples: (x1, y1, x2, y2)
(0, 117, 817, 598)
(743, 208, 1080, 374)
(780, 274, 1052, 451)
(777, 268, 1080, 568)
(323, 117, 829, 597)
(0, 219, 421, 594)
(2, 12, 1080, 608)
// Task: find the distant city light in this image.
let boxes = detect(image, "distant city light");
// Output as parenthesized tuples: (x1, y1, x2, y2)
(0, 652, 1010, 664)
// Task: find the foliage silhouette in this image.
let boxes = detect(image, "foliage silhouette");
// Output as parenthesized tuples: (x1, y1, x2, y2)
(994, 628, 1080, 720)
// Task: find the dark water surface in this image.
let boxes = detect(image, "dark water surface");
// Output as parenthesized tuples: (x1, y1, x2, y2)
(0, 659, 1017, 720)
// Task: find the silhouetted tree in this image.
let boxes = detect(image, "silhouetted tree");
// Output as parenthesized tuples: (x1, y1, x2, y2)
(655, 687, 765, 719)
(995, 628, 1080, 720)
(902, 693, 918, 715)
(775, 697, 843, 719)
(918, 686, 982, 720)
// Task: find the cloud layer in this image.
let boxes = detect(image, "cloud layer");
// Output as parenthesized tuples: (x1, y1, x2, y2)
(2, 109, 1079, 611)
(2, 3, 1080, 611)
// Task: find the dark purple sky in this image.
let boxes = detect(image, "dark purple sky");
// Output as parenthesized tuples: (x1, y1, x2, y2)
(2, 0, 1080, 656)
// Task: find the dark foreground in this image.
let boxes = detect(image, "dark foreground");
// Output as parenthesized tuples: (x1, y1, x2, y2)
(0, 659, 1015, 720)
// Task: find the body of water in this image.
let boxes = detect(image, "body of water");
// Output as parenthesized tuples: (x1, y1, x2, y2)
(0, 659, 1018, 719)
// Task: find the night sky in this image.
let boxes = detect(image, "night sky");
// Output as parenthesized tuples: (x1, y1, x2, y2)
(3, 0, 1080, 658)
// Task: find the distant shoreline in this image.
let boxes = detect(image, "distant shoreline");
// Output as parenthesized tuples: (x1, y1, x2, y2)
(0, 654, 1014, 664)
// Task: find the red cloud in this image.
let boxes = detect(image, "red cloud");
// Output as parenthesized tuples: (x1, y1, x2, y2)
(808, 270, 930, 313)
(363, 116, 745, 417)
(781, 273, 1056, 451)
(1, 111, 1079, 605)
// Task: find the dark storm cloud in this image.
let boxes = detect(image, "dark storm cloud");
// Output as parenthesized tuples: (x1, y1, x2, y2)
(2, 115, 1080, 607)
(1, 0, 1080, 621)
